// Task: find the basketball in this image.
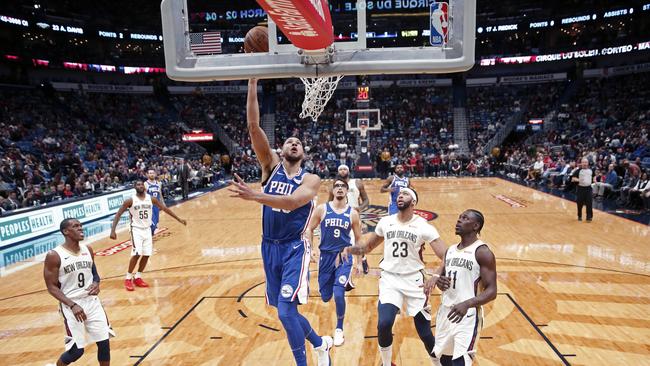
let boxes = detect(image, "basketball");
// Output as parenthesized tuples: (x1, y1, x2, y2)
(244, 26, 269, 53)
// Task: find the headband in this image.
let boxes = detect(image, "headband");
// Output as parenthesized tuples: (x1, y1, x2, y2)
(400, 187, 418, 205)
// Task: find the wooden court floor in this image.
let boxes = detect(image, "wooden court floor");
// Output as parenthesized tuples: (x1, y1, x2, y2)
(1, 178, 649, 366)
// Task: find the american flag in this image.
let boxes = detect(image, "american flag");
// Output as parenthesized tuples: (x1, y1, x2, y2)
(189, 32, 222, 55)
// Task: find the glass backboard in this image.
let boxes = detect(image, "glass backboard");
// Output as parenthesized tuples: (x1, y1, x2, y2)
(161, 0, 476, 81)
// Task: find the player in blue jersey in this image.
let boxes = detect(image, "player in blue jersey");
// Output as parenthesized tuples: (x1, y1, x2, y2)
(380, 164, 412, 215)
(145, 169, 163, 236)
(228, 78, 332, 366)
(306, 178, 363, 347)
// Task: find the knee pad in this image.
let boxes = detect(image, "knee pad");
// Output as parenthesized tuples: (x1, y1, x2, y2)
(96, 339, 110, 362)
(60, 344, 84, 364)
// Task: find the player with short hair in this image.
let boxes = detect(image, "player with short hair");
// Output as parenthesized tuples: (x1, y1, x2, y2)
(329, 164, 370, 212)
(329, 164, 371, 273)
(380, 164, 412, 215)
(110, 180, 186, 291)
(432, 210, 497, 366)
(307, 178, 363, 346)
(228, 78, 333, 366)
(44, 218, 114, 366)
(347, 187, 447, 366)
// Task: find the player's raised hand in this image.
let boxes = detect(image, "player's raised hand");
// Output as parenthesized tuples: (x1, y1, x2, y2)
(71, 303, 87, 322)
(228, 174, 258, 201)
(87, 282, 100, 296)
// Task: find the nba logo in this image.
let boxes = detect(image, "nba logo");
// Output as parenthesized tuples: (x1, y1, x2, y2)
(430, 2, 449, 47)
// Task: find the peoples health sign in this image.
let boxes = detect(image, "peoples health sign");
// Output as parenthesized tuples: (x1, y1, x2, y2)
(0, 189, 134, 247)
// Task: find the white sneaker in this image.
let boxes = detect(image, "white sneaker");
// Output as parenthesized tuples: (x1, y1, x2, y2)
(333, 328, 345, 346)
(315, 335, 333, 366)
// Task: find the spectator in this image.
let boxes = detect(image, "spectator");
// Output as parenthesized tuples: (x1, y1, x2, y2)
(63, 184, 74, 198)
(3, 191, 21, 211)
(592, 164, 618, 199)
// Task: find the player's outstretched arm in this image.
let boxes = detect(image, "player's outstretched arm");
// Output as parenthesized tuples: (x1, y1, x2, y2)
(44, 251, 86, 322)
(357, 180, 370, 211)
(447, 246, 497, 323)
(110, 199, 132, 240)
(229, 173, 320, 211)
(247, 79, 280, 179)
(428, 237, 447, 260)
(153, 197, 187, 225)
(379, 176, 394, 193)
(346, 232, 383, 256)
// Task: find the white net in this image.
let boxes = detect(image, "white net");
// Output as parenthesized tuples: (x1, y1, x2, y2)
(299, 75, 344, 121)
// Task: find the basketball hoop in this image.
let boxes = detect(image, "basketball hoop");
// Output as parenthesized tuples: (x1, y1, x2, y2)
(299, 75, 343, 121)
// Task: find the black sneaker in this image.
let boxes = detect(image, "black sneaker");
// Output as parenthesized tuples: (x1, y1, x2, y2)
(362, 256, 369, 274)
(578, 217, 582, 221)
(586, 218, 592, 222)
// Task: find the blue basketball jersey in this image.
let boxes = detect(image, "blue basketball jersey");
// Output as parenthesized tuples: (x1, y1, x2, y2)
(262, 163, 314, 242)
(389, 175, 410, 205)
(319, 203, 352, 252)
(145, 180, 162, 201)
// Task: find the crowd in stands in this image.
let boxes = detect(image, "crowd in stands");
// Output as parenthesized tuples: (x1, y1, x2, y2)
(2, 70, 649, 215)
(0, 87, 227, 215)
(500, 73, 650, 211)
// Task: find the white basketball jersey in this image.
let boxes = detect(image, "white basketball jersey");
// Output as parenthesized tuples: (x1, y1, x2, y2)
(129, 193, 153, 229)
(346, 179, 360, 209)
(375, 214, 440, 274)
(441, 240, 486, 307)
(52, 245, 94, 300)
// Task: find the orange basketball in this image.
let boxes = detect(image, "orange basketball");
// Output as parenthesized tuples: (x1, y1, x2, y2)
(244, 26, 269, 53)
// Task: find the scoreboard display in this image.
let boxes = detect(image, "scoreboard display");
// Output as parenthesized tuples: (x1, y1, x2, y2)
(356, 85, 370, 102)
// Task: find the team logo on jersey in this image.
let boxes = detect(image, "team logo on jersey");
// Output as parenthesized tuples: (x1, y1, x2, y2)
(281, 284, 294, 298)
(360, 205, 438, 232)
(338, 275, 347, 285)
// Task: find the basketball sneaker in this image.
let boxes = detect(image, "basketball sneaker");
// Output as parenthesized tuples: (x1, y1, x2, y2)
(124, 279, 134, 291)
(314, 335, 333, 366)
(333, 328, 344, 346)
(133, 278, 149, 287)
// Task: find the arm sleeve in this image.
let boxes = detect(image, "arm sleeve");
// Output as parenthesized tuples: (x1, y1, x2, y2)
(92, 263, 100, 283)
